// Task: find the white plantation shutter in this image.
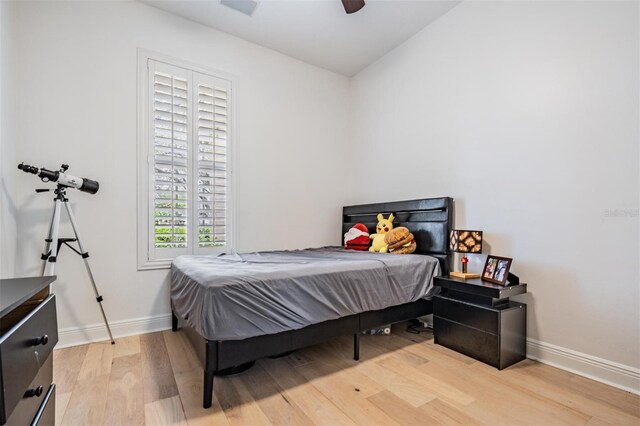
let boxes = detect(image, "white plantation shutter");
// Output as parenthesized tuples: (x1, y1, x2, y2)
(194, 73, 230, 248)
(146, 59, 232, 262)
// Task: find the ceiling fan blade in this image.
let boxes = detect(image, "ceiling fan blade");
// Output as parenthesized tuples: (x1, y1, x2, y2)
(342, 0, 365, 14)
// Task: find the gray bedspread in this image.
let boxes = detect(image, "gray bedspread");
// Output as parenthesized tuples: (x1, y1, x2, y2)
(170, 247, 440, 341)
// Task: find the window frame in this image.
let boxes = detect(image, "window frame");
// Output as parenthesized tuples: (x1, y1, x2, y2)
(137, 49, 237, 270)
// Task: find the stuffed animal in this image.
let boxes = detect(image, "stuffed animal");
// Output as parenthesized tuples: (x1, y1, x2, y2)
(384, 226, 417, 254)
(369, 213, 395, 252)
(344, 223, 371, 251)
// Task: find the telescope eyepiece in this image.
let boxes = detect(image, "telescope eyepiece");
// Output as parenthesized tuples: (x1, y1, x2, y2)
(18, 162, 39, 175)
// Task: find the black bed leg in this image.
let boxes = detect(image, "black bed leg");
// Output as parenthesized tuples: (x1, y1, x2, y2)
(353, 333, 360, 361)
(172, 311, 178, 332)
(203, 370, 214, 409)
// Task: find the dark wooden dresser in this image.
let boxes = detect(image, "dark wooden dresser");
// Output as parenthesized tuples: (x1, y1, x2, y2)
(0, 277, 58, 426)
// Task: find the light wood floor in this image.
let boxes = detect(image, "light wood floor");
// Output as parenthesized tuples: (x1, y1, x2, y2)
(53, 323, 639, 425)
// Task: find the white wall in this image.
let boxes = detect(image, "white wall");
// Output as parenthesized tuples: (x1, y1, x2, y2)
(5, 1, 350, 343)
(350, 0, 639, 388)
(0, 0, 17, 279)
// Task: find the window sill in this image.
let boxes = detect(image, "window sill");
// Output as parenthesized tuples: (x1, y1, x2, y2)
(137, 259, 173, 271)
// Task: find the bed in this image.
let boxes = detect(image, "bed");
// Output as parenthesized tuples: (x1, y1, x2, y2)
(171, 197, 453, 408)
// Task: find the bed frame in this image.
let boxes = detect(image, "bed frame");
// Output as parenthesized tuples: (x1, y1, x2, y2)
(171, 196, 453, 408)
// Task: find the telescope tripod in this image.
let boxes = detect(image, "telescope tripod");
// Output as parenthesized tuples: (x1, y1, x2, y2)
(40, 185, 114, 344)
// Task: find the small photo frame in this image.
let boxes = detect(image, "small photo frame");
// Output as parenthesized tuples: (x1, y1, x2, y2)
(482, 255, 512, 285)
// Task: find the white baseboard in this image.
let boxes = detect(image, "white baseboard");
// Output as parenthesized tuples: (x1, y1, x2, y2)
(527, 338, 640, 395)
(56, 313, 172, 349)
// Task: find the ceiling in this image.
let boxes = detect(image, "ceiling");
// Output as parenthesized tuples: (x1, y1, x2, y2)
(140, 0, 462, 76)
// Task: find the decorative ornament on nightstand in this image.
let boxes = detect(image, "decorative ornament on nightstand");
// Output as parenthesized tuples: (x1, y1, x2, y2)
(449, 230, 483, 279)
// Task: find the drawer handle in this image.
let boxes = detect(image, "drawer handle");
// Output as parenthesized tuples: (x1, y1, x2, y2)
(32, 334, 49, 346)
(25, 386, 43, 398)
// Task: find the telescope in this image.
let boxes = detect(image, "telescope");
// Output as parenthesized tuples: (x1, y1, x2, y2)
(17, 161, 113, 343)
(18, 162, 99, 194)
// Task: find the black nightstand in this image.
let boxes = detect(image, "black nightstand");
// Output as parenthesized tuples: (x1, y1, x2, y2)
(433, 275, 527, 370)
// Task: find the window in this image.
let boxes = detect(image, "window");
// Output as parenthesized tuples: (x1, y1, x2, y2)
(138, 53, 233, 269)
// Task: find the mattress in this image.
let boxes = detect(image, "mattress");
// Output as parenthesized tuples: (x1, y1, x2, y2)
(170, 247, 441, 341)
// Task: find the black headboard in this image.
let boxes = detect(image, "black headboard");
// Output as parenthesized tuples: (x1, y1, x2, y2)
(342, 197, 454, 275)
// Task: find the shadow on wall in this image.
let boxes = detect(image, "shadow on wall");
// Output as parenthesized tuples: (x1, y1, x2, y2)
(510, 263, 581, 346)
(1, 176, 18, 277)
(55, 276, 86, 337)
(156, 272, 173, 317)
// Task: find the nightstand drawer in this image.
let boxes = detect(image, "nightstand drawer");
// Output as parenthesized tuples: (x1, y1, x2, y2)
(4, 355, 53, 426)
(434, 317, 499, 367)
(0, 296, 58, 423)
(434, 295, 498, 334)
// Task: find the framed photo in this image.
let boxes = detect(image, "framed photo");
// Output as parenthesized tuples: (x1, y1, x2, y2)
(482, 255, 512, 285)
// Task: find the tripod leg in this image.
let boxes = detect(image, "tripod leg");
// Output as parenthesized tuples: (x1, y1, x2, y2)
(44, 200, 62, 277)
(40, 203, 57, 276)
(64, 201, 115, 344)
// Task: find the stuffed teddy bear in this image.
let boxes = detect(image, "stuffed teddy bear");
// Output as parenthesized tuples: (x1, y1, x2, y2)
(369, 213, 395, 252)
(344, 223, 371, 251)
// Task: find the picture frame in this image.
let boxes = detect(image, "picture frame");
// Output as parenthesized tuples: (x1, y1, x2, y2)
(482, 255, 512, 285)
